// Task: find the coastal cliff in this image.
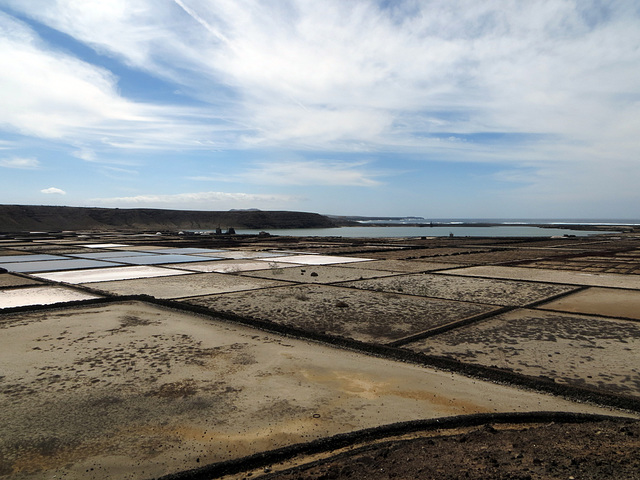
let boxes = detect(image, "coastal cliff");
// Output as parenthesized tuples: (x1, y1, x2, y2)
(0, 205, 343, 233)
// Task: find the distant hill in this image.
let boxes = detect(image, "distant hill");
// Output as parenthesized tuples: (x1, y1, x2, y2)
(0, 205, 345, 233)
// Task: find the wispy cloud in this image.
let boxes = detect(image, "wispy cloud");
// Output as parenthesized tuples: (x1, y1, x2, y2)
(189, 159, 386, 186)
(0, 156, 40, 169)
(97, 166, 140, 181)
(91, 190, 301, 210)
(1, 1, 640, 216)
(0, 11, 237, 150)
(6, 0, 639, 157)
(72, 149, 97, 162)
(41, 187, 66, 195)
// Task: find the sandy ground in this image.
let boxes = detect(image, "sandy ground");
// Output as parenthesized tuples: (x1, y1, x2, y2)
(523, 252, 640, 275)
(0, 301, 631, 480)
(539, 287, 640, 320)
(239, 265, 398, 284)
(185, 284, 500, 344)
(254, 255, 373, 265)
(407, 308, 640, 397)
(167, 259, 302, 274)
(444, 265, 640, 289)
(0, 273, 43, 288)
(337, 259, 461, 272)
(3, 232, 640, 479)
(81, 272, 289, 299)
(340, 273, 578, 306)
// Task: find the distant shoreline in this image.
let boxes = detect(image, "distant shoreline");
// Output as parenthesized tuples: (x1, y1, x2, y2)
(1, 204, 637, 234)
(341, 222, 636, 232)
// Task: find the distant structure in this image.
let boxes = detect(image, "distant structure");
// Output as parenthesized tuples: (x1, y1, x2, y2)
(213, 226, 236, 235)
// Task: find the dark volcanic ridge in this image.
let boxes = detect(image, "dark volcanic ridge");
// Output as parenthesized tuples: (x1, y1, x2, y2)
(0, 205, 347, 233)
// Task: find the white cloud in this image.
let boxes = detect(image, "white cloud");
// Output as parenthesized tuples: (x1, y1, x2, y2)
(1, 0, 639, 219)
(41, 187, 66, 195)
(0, 11, 235, 150)
(190, 159, 385, 186)
(91, 190, 300, 210)
(0, 156, 40, 169)
(72, 149, 97, 161)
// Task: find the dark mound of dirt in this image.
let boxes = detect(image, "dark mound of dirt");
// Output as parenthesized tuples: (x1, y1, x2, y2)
(0, 205, 343, 232)
(259, 420, 640, 480)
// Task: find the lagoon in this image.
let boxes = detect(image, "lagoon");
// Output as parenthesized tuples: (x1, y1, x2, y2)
(230, 225, 618, 238)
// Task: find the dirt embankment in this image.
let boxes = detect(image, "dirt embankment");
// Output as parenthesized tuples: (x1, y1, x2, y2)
(255, 418, 640, 480)
(0, 205, 342, 232)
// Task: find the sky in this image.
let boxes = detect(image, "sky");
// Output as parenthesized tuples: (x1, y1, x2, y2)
(1, 0, 639, 219)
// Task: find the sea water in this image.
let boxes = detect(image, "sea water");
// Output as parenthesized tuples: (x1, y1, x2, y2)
(228, 225, 619, 238)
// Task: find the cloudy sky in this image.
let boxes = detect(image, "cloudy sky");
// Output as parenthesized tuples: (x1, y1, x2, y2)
(1, 1, 639, 218)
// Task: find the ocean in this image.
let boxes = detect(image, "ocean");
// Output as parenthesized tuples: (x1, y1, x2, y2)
(193, 218, 635, 238)
(230, 226, 619, 238)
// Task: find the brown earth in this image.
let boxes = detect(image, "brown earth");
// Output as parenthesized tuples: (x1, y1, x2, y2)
(254, 419, 640, 480)
(4, 230, 640, 479)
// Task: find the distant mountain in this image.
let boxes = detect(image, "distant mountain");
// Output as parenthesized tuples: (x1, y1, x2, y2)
(0, 205, 343, 233)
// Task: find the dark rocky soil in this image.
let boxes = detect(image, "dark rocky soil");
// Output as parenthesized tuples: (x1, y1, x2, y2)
(258, 420, 640, 480)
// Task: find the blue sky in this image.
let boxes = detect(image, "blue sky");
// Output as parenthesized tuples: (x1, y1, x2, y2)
(1, 0, 639, 218)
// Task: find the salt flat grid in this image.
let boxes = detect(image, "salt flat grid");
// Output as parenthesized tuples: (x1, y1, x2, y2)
(103, 254, 223, 265)
(444, 266, 640, 290)
(81, 272, 289, 298)
(167, 260, 303, 273)
(269, 250, 320, 255)
(31, 265, 194, 284)
(0, 258, 125, 273)
(0, 254, 66, 263)
(198, 251, 287, 259)
(0, 285, 102, 309)
(1, 301, 627, 480)
(256, 254, 374, 265)
(3, 231, 640, 480)
(80, 243, 130, 248)
(137, 247, 226, 254)
(0, 273, 43, 288)
(67, 251, 158, 259)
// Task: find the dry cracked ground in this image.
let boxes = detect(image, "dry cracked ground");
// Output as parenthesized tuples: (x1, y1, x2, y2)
(1, 231, 640, 479)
